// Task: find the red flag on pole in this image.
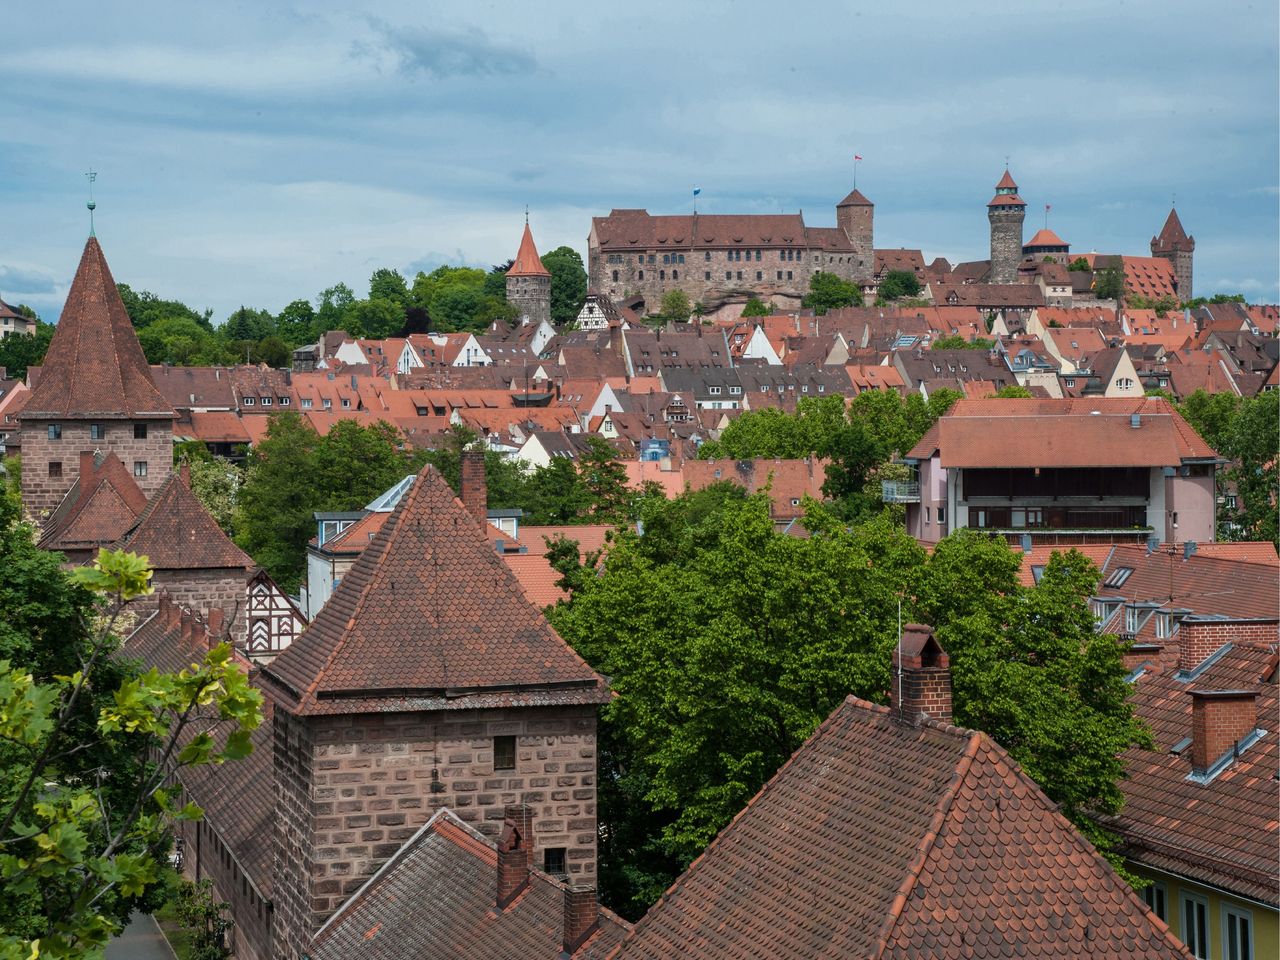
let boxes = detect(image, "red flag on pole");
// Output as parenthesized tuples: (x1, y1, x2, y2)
(854, 155, 863, 161)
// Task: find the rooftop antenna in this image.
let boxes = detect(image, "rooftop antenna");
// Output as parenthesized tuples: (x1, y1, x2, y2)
(85, 168, 97, 237)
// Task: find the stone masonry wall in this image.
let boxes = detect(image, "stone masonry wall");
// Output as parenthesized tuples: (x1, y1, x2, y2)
(507, 274, 551, 326)
(837, 204, 875, 283)
(20, 417, 172, 517)
(590, 243, 860, 312)
(147, 567, 252, 645)
(988, 207, 1025, 285)
(272, 703, 598, 958)
(272, 709, 319, 960)
(173, 815, 274, 960)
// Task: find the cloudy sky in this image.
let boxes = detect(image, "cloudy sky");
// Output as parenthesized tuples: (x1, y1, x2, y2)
(3, 0, 1277, 323)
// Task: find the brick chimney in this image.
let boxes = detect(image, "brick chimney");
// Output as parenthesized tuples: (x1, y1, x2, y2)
(1179, 618, 1280, 675)
(496, 804, 533, 908)
(891, 624, 953, 725)
(206, 607, 225, 643)
(562, 885, 599, 955)
(1189, 689, 1259, 775)
(460, 450, 487, 525)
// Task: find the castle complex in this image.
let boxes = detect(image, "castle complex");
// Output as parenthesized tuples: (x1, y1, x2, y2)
(587, 187, 874, 314)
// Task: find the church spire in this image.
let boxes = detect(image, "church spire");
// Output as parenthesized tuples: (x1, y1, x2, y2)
(507, 221, 550, 277)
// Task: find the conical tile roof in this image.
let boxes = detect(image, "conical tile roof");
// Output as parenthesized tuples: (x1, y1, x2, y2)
(1155, 208, 1191, 248)
(261, 465, 609, 716)
(507, 223, 550, 277)
(24, 238, 174, 420)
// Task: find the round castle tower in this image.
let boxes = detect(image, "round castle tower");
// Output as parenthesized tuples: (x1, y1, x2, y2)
(505, 220, 552, 326)
(987, 169, 1026, 285)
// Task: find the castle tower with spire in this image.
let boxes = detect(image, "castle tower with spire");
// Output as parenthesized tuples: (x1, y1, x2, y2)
(505, 220, 552, 326)
(836, 188, 875, 283)
(1151, 207, 1194, 301)
(19, 238, 176, 516)
(987, 169, 1026, 285)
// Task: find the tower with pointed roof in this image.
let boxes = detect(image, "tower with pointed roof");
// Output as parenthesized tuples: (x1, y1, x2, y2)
(1151, 207, 1194, 301)
(506, 220, 552, 326)
(20, 238, 175, 516)
(835, 188, 874, 283)
(987, 169, 1026, 284)
(260, 464, 610, 958)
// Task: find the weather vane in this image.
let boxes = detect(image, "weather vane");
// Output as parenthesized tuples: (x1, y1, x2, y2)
(85, 168, 97, 237)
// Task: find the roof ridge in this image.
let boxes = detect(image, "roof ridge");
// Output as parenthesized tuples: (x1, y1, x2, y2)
(869, 731, 982, 959)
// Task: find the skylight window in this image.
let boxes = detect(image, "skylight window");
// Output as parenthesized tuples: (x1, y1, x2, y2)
(1102, 567, 1134, 588)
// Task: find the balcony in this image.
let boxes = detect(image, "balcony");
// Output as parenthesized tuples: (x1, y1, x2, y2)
(881, 480, 921, 503)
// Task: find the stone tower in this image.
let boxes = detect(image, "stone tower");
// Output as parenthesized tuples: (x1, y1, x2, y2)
(836, 188, 875, 283)
(20, 237, 175, 516)
(260, 464, 610, 959)
(1151, 207, 1194, 301)
(987, 169, 1026, 285)
(505, 220, 552, 326)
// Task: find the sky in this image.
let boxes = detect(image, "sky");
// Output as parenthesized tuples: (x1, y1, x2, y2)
(2, 0, 1277, 324)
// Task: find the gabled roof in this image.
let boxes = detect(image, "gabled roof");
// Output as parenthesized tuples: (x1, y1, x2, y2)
(309, 809, 629, 959)
(508, 223, 550, 277)
(613, 697, 1190, 960)
(39, 452, 148, 553)
(115, 469, 254, 570)
(23, 238, 175, 420)
(261, 465, 610, 715)
(905, 397, 1218, 467)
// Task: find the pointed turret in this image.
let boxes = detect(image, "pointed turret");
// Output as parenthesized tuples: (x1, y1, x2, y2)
(24, 238, 173, 419)
(507, 222, 550, 277)
(20, 238, 176, 514)
(505, 220, 552, 324)
(987, 169, 1026, 284)
(836, 189, 874, 283)
(1151, 207, 1194, 300)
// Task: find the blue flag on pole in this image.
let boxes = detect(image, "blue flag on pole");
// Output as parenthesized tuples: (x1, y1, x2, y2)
(693, 188, 701, 196)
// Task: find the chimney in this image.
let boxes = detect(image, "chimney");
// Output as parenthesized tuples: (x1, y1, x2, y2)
(179, 609, 197, 646)
(459, 450, 488, 525)
(891, 624, 953, 725)
(78, 450, 99, 489)
(206, 607, 225, 642)
(562, 885, 599, 955)
(496, 804, 534, 908)
(1189, 689, 1259, 775)
(179, 463, 192, 487)
(1179, 618, 1280, 675)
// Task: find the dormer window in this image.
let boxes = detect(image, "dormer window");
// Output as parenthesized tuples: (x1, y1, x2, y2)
(261, 397, 273, 406)
(244, 397, 255, 406)
(280, 397, 290, 405)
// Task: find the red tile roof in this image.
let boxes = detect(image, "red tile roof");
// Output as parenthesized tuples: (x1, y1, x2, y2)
(261, 465, 611, 715)
(987, 193, 1025, 208)
(1096, 544, 1279, 620)
(1152, 208, 1192, 250)
(837, 188, 873, 207)
(115, 469, 254, 570)
(1104, 640, 1277, 906)
(39, 452, 148, 553)
(183, 410, 251, 444)
(906, 398, 1218, 468)
(23, 238, 175, 420)
(508, 223, 550, 277)
(613, 697, 1190, 960)
(995, 169, 1019, 191)
(310, 809, 629, 959)
(1024, 227, 1067, 248)
(592, 210, 853, 252)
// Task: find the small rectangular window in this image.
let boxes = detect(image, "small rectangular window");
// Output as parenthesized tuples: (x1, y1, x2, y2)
(638, 270, 644, 280)
(704, 271, 711, 280)
(48, 461, 62, 478)
(1224, 906, 1253, 960)
(262, 397, 273, 405)
(244, 396, 255, 406)
(90, 424, 104, 440)
(787, 271, 793, 280)
(777, 271, 783, 280)
(133, 461, 148, 478)
(726, 272, 732, 280)
(280, 397, 290, 405)
(1181, 893, 1209, 959)
(493, 735, 516, 771)
(47, 424, 62, 440)
(544, 847, 567, 877)
(925, 507, 931, 524)
(1141, 883, 1166, 922)
(134, 423, 148, 439)
(756, 271, 763, 281)
(737, 271, 743, 280)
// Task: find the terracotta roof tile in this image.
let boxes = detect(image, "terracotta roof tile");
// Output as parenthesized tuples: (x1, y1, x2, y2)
(613, 697, 1190, 960)
(23, 238, 175, 420)
(1024, 227, 1068, 248)
(837, 188, 873, 207)
(310, 809, 629, 959)
(115, 469, 254, 570)
(39, 452, 148, 553)
(508, 223, 551, 277)
(261, 465, 610, 715)
(1152, 208, 1192, 250)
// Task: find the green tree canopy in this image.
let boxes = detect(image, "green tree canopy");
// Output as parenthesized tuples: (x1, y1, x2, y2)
(801, 271, 863, 315)
(740, 296, 772, 318)
(1094, 265, 1125, 301)
(931, 334, 993, 350)
(117, 284, 211, 331)
(657, 289, 692, 323)
(876, 270, 922, 303)
(275, 298, 317, 346)
(314, 283, 356, 335)
(368, 268, 410, 309)
(0, 323, 53, 378)
(541, 246, 588, 325)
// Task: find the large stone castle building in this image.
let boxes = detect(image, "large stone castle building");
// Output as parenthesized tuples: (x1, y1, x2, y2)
(587, 187, 874, 314)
